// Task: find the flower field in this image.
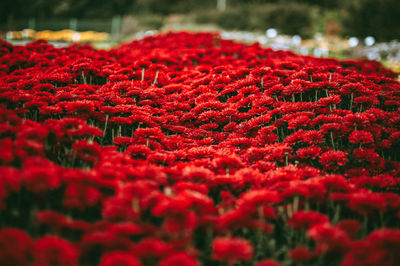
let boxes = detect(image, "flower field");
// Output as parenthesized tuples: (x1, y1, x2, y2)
(0, 32, 400, 266)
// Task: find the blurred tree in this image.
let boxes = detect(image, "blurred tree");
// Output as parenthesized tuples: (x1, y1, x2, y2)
(135, 0, 197, 15)
(217, 0, 226, 11)
(1, 0, 398, 42)
(0, 0, 136, 25)
(260, 2, 315, 37)
(285, 0, 339, 9)
(341, 0, 400, 41)
(56, 0, 136, 18)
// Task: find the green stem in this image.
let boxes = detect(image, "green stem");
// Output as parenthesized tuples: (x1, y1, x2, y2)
(362, 215, 368, 236)
(287, 204, 293, 218)
(152, 70, 159, 85)
(293, 196, 299, 213)
(81, 71, 87, 84)
(332, 204, 341, 224)
(330, 131, 335, 150)
(103, 114, 109, 137)
(350, 92, 353, 110)
(261, 76, 264, 89)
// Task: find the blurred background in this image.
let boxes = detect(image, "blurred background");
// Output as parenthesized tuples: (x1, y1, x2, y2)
(1, 0, 399, 72)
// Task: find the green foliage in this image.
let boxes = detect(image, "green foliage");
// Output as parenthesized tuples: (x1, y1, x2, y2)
(341, 0, 400, 41)
(195, 9, 220, 25)
(139, 15, 164, 30)
(195, 8, 250, 31)
(195, 3, 315, 38)
(256, 3, 316, 37)
(135, 0, 214, 15)
(282, 0, 339, 9)
(216, 8, 251, 31)
(1, 0, 399, 42)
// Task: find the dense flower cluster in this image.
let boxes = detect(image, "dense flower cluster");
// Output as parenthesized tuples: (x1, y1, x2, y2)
(0, 32, 399, 265)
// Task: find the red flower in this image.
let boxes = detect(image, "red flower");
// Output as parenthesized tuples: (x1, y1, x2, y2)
(317, 95, 341, 107)
(319, 150, 348, 171)
(102, 195, 140, 221)
(131, 238, 172, 259)
(1, 31, 400, 266)
(288, 211, 329, 230)
(343, 113, 371, 129)
(159, 252, 197, 266)
(108, 222, 143, 237)
(302, 130, 324, 145)
(347, 191, 387, 216)
(254, 259, 281, 266)
(255, 126, 278, 145)
(212, 237, 254, 263)
(289, 246, 313, 262)
(348, 130, 374, 145)
(287, 115, 311, 130)
(341, 229, 400, 266)
(0, 166, 21, 194)
(308, 223, 350, 255)
(296, 145, 322, 160)
(134, 60, 152, 70)
(0, 228, 32, 266)
(33, 235, 78, 266)
(35, 210, 68, 234)
(336, 219, 360, 239)
(181, 166, 215, 182)
(212, 154, 244, 175)
(79, 231, 134, 264)
(22, 157, 61, 194)
(72, 139, 101, 164)
(99, 251, 142, 266)
(238, 189, 281, 212)
(63, 182, 102, 210)
(162, 210, 198, 235)
(352, 148, 382, 165)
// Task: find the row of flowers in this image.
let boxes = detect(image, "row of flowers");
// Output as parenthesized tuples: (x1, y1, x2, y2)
(0, 32, 399, 266)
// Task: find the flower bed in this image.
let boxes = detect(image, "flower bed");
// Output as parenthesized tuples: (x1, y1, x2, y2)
(0, 32, 399, 266)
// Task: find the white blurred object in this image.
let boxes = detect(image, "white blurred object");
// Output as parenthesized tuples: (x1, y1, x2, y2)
(257, 36, 267, 45)
(292, 35, 302, 46)
(348, 37, 359, 47)
(367, 52, 379, 60)
(244, 32, 254, 42)
(300, 46, 309, 55)
(321, 46, 329, 57)
(22, 29, 30, 38)
(72, 33, 81, 42)
(276, 36, 286, 44)
(314, 33, 324, 42)
(266, 28, 277, 38)
(364, 36, 375, 46)
(313, 48, 322, 57)
(221, 31, 231, 39)
(145, 30, 156, 36)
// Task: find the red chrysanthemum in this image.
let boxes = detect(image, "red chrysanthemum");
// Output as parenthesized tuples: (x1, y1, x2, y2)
(212, 237, 254, 263)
